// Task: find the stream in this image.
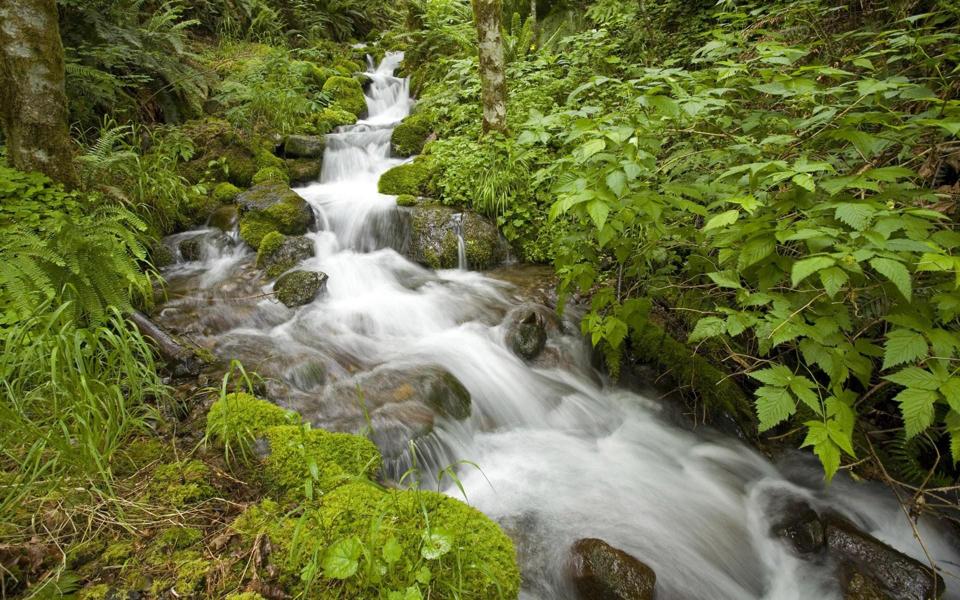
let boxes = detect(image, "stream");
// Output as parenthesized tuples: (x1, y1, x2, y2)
(157, 53, 960, 600)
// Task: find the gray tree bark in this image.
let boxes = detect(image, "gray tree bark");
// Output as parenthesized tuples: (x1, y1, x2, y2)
(472, 0, 508, 134)
(0, 0, 78, 186)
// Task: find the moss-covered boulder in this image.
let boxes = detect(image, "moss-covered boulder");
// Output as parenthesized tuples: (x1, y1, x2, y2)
(237, 183, 315, 249)
(283, 135, 326, 158)
(400, 205, 506, 270)
(312, 106, 358, 135)
(252, 166, 290, 185)
(213, 182, 242, 204)
(177, 118, 259, 187)
(323, 76, 367, 118)
(206, 392, 300, 460)
(231, 483, 520, 598)
(396, 194, 417, 207)
(391, 113, 433, 157)
(209, 205, 239, 232)
(256, 233, 316, 278)
(378, 157, 436, 197)
(274, 270, 328, 308)
(286, 158, 323, 185)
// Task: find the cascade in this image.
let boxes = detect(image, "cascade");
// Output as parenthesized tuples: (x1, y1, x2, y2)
(158, 53, 960, 600)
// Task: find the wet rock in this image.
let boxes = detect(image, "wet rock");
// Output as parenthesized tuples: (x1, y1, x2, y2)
(283, 135, 326, 158)
(843, 567, 892, 600)
(824, 515, 944, 600)
(771, 500, 825, 556)
(274, 270, 327, 308)
(569, 538, 656, 600)
(236, 183, 315, 249)
(286, 158, 322, 185)
(505, 304, 549, 361)
(208, 205, 238, 232)
(256, 234, 315, 278)
(400, 205, 506, 270)
(178, 231, 232, 262)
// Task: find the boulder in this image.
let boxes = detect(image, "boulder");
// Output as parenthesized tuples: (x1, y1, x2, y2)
(843, 568, 892, 600)
(322, 76, 367, 118)
(391, 113, 433, 157)
(504, 304, 553, 361)
(256, 233, 315, 278)
(178, 231, 233, 262)
(401, 204, 506, 270)
(286, 158, 323, 185)
(825, 515, 944, 600)
(208, 205, 238, 232)
(274, 270, 327, 308)
(770, 500, 825, 556)
(236, 183, 315, 249)
(569, 538, 656, 600)
(283, 135, 326, 159)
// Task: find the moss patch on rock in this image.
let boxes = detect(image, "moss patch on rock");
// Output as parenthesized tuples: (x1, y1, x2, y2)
(256, 233, 315, 278)
(213, 182, 242, 204)
(149, 459, 215, 507)
(391, 113, 433, 157)
(378, 157, 436, 197)
(274, 270, 327, 308)
(322, 76, 367, 117)
(237, 183, 314, 248)
(286, 158, 323, 184)
(312, 106, 357, 135)
(252, 166, 290, 185)
(206, 392, 299, 458)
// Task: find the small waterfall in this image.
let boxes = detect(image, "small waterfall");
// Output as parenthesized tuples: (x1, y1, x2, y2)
(155, 53, 960, 600)
(452, 213, 468, 270)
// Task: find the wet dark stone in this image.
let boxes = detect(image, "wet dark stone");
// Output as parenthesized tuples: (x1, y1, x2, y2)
(274, 270, 327, 308)
(569, 538, 656, 600)
(257, 235, 316, 278)
(842, 566, 893, 600)
(178, 231, 232, 262)
(505, 304, 549, 361)
(771, 500, 825, 555)
(283, 135, 326, 158)
(208, 205, 239, 232)
(824, 515, 944, 600)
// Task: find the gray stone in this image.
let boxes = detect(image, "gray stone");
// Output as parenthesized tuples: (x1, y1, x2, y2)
(400, 204, 507, 270)
(274, 270, 327, 308)
(257, 235, 316, 278)
(283, 135, 326, 158)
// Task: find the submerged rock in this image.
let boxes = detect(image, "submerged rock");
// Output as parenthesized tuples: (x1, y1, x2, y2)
(256, 233, 315, 278)
(208, 205, 239, 232)
(274, 270, 327, 308)
(569, 538, 656, 600)
(236, 183, 315, 249)
(283, 135, 326, 158)
(772, 502, 944, 600)
(505, 304, 550, 361)
(401, 204, 506, 270)
(178, 230, 232, 262)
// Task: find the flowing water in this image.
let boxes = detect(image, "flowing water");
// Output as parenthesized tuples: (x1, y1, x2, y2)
(158, 54, 960, 599)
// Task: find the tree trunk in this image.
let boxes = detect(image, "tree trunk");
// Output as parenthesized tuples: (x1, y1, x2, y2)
(0, 0, 78, 186)
(472, 0, 508, 134)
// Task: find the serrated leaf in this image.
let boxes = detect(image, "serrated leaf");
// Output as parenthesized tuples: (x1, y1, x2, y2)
(749, 365, 794, 386)
(801, 421, 841, 480)
(895, 387, 937, 438)
(421, 530, 453, 560)
(826, 417, 855, 456)
(323, 537, 363, 580)
(587, 200, 609, 230)
(940, 378, 960, 413)
(703, 209, 740, 232)
(819, 267, 849, 298)
(882, 329, 928, 370)
(756, 385, 796, 431)
(945, 410, 960, 464)
(792, 256, 836, 287)
(688, 316, 726, 342)
(789, 376, 823, 415)
(792, 173, 816, 192)
(834, 203, 875, 231)
(884, 367, 941, 391)
(870, 257, 912, 301)
(707, 271, 742, 289)
(738, 236, 776, 270)
(605, 170, 627, 197)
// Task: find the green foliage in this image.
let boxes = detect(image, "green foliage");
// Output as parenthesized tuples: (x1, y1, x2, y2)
(518, 2, 960, 480)
(323, 76, 368, 117)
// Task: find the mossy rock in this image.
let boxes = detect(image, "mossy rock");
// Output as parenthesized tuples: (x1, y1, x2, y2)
(252, 166, 290, 185)
(181, 189, 221, 228)
(256, 233, 316, 278)
(148, 459, 215, 507)
(311, 106, 358, 135)
(286, 158, 323, 185)
(260, 425, 381, 498)
(226, 594, 267, 600)
(206, 392, 300, 457)
(176, 119, 281, 187)
(396, 194, 418, 207)
(209, 205, 239, 232)
(213, 182, 242, 204)
(283, 135, 326, 159)
(403, 205, 506, 270)
(274, 270, 328, 308)
(391, 113, 433, 157)
(237, 183, 314, 248)
(230, 483, 520, 598)
(322, 76, 367, 118)
(378, 157, 436, 197)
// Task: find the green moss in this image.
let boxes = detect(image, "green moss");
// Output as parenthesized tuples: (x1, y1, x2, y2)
(182, 190, 221, 227)
(252, 167, 290, 185)
(378, 157, 436, 196)
(261, 425, 381, 498)
(156, 526, 203, 551)
(149, 460, 215, 507)
(213, 182, 242, 204)
(226, 593, 267, 600)
(237, 183, 314, 248)
(78, 584, 111, 600)
(239, 213, 276, 249)
(206, 392, 298, 458)
(396, 194, 418, 207)
(223, 147, 259, 187)
(255, 146, 285, 170)
(391, 113, 433, 157)
(257, 231, 286, 260)
(323, 76, 367, 117)
(102, 541, 135, 566)
(312, 106, 357, 135)
(171, 550, 209, 595)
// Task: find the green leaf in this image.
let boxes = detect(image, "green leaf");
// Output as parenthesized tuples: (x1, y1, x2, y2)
(834, 203, 875, 231)
(756, 385, 796, 432)
(819, 267, 849, 298)
(323, 537, 363, 580)
(738, 236, 776, 270)
(801, 421, 841, 480)
(420, 529, 453, 560)
(703, 210, 740, 232)
(792, 173, 816, 192)
(406, 586, 425, 600)
(789, 376, 823, 415)
(940, 378, 960, 413)
(869, 257, 912, 301)
(606, 170, 627, 197)
(792, 256, 836, 287)
(882, 329, 928, 370)
(884, 367, 941, 391)
(895, 388, 937, 438)
(749, 365, 794, 387)
(587, 200, 610, 230)
(415, 566, 431, 586)
(382, 537, 402, 565)
(688, 316, 726, 342)
(707, 271, 742, 289)
(945, 410, 960, 464)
